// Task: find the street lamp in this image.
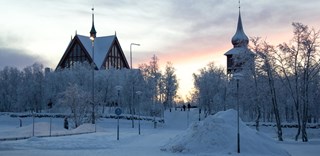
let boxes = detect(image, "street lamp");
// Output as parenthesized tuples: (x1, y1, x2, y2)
(152, 78, 157, 129)
(115, 85, 123, 106)
(90, 34, 96, 128)
(136, 91, 142, 135)
(32, 111, 35, 137)
(48, 99, 53, 136)
(130, 43, 140, 128)
(115, 85, 122, 140)
(130, 43, 140, 69)
(233, 72, 243, 153)
(198, 97, 201, 121)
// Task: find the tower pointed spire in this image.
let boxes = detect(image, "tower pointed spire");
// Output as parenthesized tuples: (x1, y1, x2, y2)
(225, 0, 254, 74)
(231, 0, 249, 48)
(90, 7, 97, 40)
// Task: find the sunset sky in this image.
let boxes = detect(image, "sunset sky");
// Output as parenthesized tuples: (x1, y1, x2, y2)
(1, 0, 320, 100)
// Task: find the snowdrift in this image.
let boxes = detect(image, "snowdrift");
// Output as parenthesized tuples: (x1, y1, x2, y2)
(161, 109, 290, 155)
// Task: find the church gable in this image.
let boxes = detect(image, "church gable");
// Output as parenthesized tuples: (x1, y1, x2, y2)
(103, 37, 129, 69)
(56, 36, 93, 69)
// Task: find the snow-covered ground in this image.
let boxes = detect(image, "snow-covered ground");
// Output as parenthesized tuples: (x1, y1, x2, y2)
(0, 109, 319, 156)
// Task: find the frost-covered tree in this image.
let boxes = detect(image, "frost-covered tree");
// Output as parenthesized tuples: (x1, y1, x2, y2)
(59, 84, 91, 128)
(162, 62, 178, 109)
(45, 62, 92, 113)
(139, 55, 163, 116)
(253, 40, 284, 141)
(0, 66, 22, 112)
(18, 63, 45, 113)
(94, 69, 114, 114)
(193, 62, 226, 115)
(277, 22, 320, 142)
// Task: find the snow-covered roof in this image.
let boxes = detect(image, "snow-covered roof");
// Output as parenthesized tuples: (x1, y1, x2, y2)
(77, 35, 115, 69)
(224, 47, 251, 55)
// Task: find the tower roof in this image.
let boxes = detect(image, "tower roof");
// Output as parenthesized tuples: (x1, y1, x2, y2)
(231, 9, 249, 48)
(224, 2, 251, 56)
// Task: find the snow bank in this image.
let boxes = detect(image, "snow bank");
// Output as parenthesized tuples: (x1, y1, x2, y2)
(71, 123, 95, 133)
(161, 109, 290, 155)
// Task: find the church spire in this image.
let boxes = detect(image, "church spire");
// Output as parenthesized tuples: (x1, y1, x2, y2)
(90, 7, 97, 40)
(231, 0, 249, 48)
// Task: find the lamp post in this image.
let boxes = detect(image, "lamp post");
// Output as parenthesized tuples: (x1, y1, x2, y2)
(130, 43, 140, 69)
(32, 111, 35, 137)
(90, 35, 96, 128)
(198, 98, 201, 121)
(152, 77, 157, 129)
(48, 100, 52, 136)
(136, 91, 142, 135)
(233, 72, 243, 153)
(130, 43, 140, 128)
(115, 85, 122, 107)
(115, 85, 122, 140)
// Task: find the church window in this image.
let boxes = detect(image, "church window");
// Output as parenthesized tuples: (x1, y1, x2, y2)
(63, 43, 89, 68)
(105, 44, 125, 69)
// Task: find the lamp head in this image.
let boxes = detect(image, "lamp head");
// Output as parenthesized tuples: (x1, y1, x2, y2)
(115, 85, 122, 91)
(233, 72, 243, 80)
(136, 91, 142, 95)
(90, 36, 95, 41)
(131, 43, 140, 46)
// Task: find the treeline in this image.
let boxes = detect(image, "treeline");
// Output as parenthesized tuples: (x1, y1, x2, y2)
(0, 55, 179, 126)
(0, 62, 149, 113)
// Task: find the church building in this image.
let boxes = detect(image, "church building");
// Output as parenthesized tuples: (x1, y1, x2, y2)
(56, 8, 129, 70)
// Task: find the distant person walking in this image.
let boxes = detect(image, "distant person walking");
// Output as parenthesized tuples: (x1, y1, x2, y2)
(64, 117, 69, 129)
(187, 103, 191, 111)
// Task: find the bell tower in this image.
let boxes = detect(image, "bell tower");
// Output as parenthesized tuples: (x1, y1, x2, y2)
(224, 1, 253, 75)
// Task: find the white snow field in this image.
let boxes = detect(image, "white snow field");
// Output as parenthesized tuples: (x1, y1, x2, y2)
(0, 109, 319, 156)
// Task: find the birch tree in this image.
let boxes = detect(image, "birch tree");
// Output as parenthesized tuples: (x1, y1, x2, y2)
(139, 55, 163, 116)
(0, 67, 22, 111)
(193, 62, 226, 115)
(255, 41, 283, 141)
(278, 22, 320, 142)
(59, 84, 91, 128)
(162, 62, 179, 109)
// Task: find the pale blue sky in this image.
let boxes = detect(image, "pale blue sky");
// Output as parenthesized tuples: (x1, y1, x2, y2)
(1, 0, 320, 99)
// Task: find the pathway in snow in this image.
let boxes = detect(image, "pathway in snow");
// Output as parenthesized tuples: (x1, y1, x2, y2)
(277, 139, 320, 156)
